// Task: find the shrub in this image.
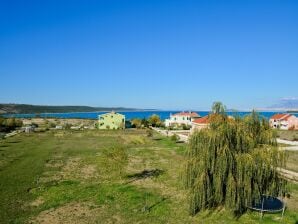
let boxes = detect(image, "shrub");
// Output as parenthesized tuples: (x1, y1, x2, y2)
(131, 118, 142, 129)
(148, 114, 162, 127)
(146, 129, 153, 137)
(170, 134, 179, 142)
(182, 124, 191, 130)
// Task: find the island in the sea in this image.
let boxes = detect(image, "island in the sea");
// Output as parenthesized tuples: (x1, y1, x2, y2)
(0, 103, 155, 115)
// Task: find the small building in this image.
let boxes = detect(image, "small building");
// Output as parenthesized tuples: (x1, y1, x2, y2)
(55, 125, 63, 130)
(165, 111, 200, 127)
(191, 116, 210, 132)
(269, 113, 298, 130)
(98, 111, 125, 130)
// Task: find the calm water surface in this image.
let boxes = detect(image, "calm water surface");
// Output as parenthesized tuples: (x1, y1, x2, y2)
(5, 111, 298, 120)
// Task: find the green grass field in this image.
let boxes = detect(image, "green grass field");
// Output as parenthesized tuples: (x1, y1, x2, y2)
(0, 130, 297, 223)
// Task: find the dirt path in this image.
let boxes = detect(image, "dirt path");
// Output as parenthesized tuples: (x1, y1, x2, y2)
(277, 168, 298, 183)
(277, 138, 298, 151)
(151, 127, 189, 142)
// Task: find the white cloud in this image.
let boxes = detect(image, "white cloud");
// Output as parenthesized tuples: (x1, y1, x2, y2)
(281, 97, 298, 101)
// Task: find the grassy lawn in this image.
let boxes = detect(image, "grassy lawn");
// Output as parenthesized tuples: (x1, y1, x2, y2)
(0, 129, 297, 223)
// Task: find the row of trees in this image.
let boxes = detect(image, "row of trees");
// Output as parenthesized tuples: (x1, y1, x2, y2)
(184, 102, 287, 215)
(131, 114, 163, 128)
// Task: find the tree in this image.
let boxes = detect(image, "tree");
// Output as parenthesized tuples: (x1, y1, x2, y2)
(141, 118, 149, 128)
(131, 118, 142, 129)
(1, 118, 23, 131)
(184, 104, 287, 215)
(148, 114, 162, 127)
(212, 101, 226, 114)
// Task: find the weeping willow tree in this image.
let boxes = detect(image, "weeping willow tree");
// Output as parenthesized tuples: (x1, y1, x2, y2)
(184, 103, 287, 215)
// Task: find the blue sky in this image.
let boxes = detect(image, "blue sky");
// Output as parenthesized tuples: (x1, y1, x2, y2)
(0, 0, 297, 110)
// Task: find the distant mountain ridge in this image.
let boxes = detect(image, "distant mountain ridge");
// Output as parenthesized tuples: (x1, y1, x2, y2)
(262, 98, 298, 111)
(269, 98, 298, 109)
(0, 104, 146, 114)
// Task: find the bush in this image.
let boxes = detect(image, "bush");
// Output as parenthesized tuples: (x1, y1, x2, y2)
(182, 124, 191, 130)
(141, 118, 149, 128)
(131, 118, 142, 129)
(0, 117, 23, 132)
(146, 129, 153, 137)
(170, 134, 179, 142)
(64, 123, 71, 130)
(148, 114, 162, 127)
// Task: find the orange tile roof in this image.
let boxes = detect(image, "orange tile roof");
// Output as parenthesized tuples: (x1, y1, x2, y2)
(283, 114, 294, 121)
(192, 116, 209, 124)
(270, 113, 292, 120)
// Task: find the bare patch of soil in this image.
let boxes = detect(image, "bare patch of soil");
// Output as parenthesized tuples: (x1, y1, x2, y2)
(30, 197, 45, 207)
(45, 160, 64, 168)
(29, 202, 101, 224)
(61, 158, 99, 180)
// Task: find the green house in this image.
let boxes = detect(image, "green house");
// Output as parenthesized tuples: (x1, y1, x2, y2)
(98, 111, 125, 130)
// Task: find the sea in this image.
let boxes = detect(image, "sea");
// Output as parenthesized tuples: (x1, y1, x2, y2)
(4, 111, 298, 121)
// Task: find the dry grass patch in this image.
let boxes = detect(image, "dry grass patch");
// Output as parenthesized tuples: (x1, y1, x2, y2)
(30, 197, 45, 207)
(29, 202, 101, 224)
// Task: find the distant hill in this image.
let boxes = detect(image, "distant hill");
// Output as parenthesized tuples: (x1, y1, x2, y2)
(263, 98, 298, 112)
(0, 104, 144, 114)
(270, 98, 298, 109)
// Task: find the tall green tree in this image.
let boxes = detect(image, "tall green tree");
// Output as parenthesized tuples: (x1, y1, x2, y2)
(212, 101, 226, 114)
(184, 104, 286, 215)
(148, 114, 162, 127)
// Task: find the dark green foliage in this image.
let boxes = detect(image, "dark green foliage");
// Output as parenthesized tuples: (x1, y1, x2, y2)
(212, 101, 226, 115)
(182, 124, 191, 130)
(184, 110, 287, 215)
(141, 118, 150, 128)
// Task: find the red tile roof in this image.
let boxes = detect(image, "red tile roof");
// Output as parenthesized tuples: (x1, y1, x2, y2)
(270, 113, 293, 120)
(192, 116, 209, 124)
(173, 111, 200, 117)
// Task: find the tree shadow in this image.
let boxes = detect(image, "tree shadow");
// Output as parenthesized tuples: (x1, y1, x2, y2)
(126, 169, 164, 184)
(152, 137, 162, 141)
(7, 140, 21, 144)
(143, 197, 169, 212)
(176, 140, 185, 144)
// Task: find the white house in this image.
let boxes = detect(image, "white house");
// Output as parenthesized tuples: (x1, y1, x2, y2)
(165, 111, 200, 127)
(269, 113, 298, 130)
